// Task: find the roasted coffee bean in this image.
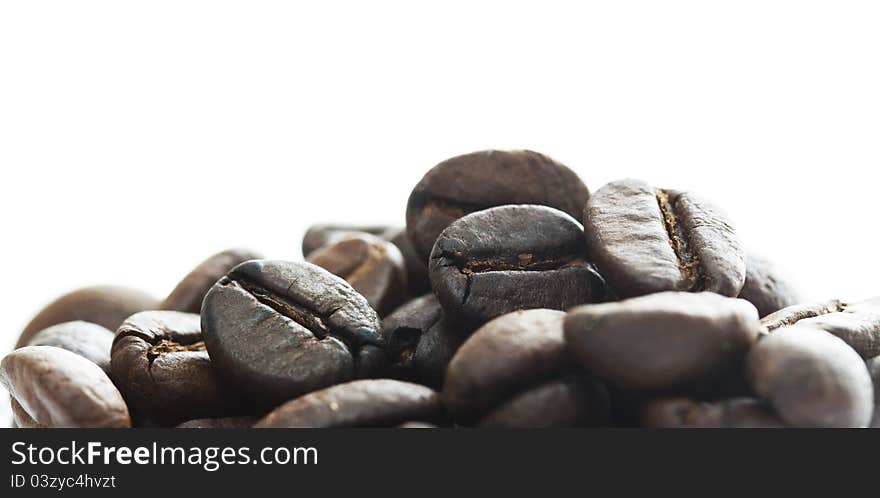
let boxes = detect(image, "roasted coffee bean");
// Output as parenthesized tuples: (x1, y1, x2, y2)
(390, 229, 431, 295)
(760, 298, 880, 358)
(176, 416, 258, 429)
(746, 325, 874, 428)
(564, 292, 760, 391)
(254, 379, 443, 428)
(307, 234, 408, 317)
(380, 294, 466, 389)
(443, 309, 608, 427)
(479, 375, 609, 428)
(640, 397, 785, 428)
(584, 179, 745, 298)
(17, 286, 158, 348)
(161, 249, 261, 313)
(0, 346, 131, 428)
(202, 260, 386, 406)
(26, 321, 113, 374)
(737, 253, 801, 318)
(112, 311, 244, 425)
(406, 150, 589, 261)
(429, 205, 606, 326)
(867, 356, 880, 428)
(301, 224, 400, 258)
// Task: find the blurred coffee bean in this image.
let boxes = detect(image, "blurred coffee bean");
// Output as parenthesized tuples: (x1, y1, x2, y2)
(564, 292, 760, 391)
(479, 375, 609, 428)
(738, 253, 801, 318)
(17, 286, 158, 348)
(0, 346, 131, 428)
(443, 309, 608, 427)
(202, 260, 386, 407)
(640, 397, 785, 428)
(176, 416, 258, 429)
(761, 298, 880, 358)
(430, 205, 606, 326)
(254, 379, 443, 428)
(406, 149, 589, 261)
(307, 234, 408, 317)
(111, 311, 245, 425)
(161, 249, 261, 313)
(26, 321, 113, 374)
(302, 224, 401, 258)
(380, 294, 466, 389)
(390, 229, 431, 295)
(584, 179, 745, 298)
(746, 325, 874, 428)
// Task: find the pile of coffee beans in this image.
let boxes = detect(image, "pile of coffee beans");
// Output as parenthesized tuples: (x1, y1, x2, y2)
(2, 149, 878, 428)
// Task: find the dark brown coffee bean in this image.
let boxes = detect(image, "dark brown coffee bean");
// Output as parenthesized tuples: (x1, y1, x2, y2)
(443, 309, 607, 426)
(746, 325, 874, 428)
(27, 321, 113, 374)
(430, 205, 607, 326)
(17, 286, 158, 348)
(738, 253, 801, 318)
(307, 234, 408, 317)
(564, 292, 760, 391)
(760, 298, 880, 358)
(254, 379, 443, 428)
(380, 294, 466, 389)
(176, 416, 258, 429)
(111, 311, 244, 425)
(301, 224, 400, 257)
(161, 249, 261, 313)
(0, 346, 131, 428)
(479, 376, 609, 428)
(406, 149, 589, 261)
(584, 179, 745, 298)
(640, 397, 785, 428)
(202, 260, 386, 407)
(390, 229, 431, 295)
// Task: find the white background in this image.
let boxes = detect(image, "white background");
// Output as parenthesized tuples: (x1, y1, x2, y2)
(1, 1, 878, 360)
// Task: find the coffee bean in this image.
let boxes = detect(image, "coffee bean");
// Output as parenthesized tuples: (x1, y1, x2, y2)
(111, 311, 245, 425)
(867, 356, 879, 428)
(640, 397, 785, 428)
(564, 292, 760, 391)
(584, 179, 745, 298)
(0, 346, 131, 428)
(760, 298, 880, 358)
(479, 375, 609, 428)
(254, 379, 443, 428)
(302, 224, 400, 258)
(443, 309, 608, 426)
(16, 286, 158, 348)
(429, 205, 607, 326)
(26, 321, 113, 374)
(738, 253, 801, 318)
(746, 325, 874, 428)
(202, 260, 386, 406)
(406, 150, 589, 261)
(161, 249, 261, 313)
(176, 416, 258, 429)
(380, 294, 465, 389)
(307, 234, 408, 317)
(389, 229, 431, 295)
